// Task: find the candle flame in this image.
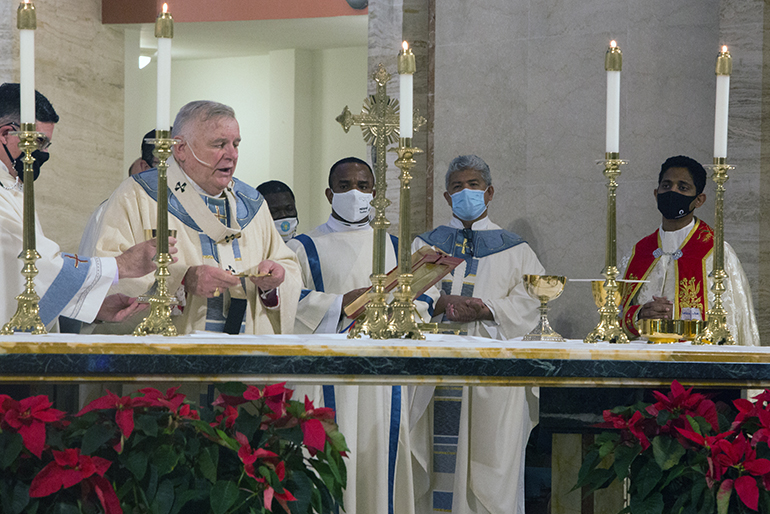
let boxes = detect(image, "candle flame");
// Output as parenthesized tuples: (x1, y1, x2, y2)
(722, 45, 728, 53)
(610, 40, 617, 49)
(402, 41, 409, 52)
(162, 3, 168, 13)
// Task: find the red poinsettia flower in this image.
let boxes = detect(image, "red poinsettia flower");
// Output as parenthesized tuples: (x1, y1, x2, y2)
(301, 396, 336, 452)
(77, 390, 149, 452)
(211, 405, 239, 429)
(137, 386, 186, 412)
(236, 433, 297, 513)
(601, 409, 653, 450)
(2, 395, 65, 458)
(178, 403, 200, 420)
(244, 383, 294, 418)
(646, 380, 718, 432)
(29, 448, 120, 512)
(709, 433, 770, 510)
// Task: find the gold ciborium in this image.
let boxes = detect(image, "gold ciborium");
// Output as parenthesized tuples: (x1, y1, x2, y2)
(523, 275, 566, 342)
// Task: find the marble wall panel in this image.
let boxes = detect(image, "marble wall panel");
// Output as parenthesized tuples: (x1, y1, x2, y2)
(430, 0, 768, 341)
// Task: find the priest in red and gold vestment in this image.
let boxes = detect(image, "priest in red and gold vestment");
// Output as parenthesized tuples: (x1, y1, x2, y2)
(619, 155, 759, 345)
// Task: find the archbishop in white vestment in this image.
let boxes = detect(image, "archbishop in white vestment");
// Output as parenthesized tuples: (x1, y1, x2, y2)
(93, 158, 300, 335)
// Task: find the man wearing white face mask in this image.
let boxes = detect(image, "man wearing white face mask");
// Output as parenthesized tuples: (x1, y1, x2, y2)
(409, 154, 544, 514)
(286, 156, 433, 514)
(257, 180, 299, 242)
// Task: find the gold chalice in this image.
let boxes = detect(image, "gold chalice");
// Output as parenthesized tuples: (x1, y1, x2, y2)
(522, 275, 566, 342)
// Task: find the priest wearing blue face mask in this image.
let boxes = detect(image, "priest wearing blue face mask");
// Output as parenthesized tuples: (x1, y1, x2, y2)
(409, 154, 545, 514)
(285, 156, 435, 514)
(618, 155, 759, 345)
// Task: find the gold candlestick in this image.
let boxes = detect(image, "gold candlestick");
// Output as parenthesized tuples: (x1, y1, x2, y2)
(585, 154, 629, 344)
(337, 64, 425, 339)
(2, 125, 47, 334)
(134, 133, 179, 336)
(692, 158, 735, 345)
(387, 139, 424, 339)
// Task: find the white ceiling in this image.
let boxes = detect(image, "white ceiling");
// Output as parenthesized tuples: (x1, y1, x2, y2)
(129, 15, 369, 60)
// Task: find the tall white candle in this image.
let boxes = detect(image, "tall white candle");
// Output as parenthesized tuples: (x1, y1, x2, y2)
(714, 46, 732, 159)
(155, 3, 173, 132)
(19, 0, 36, 125)
(398, 41, 415, 139)
(605, 41, 622, 154)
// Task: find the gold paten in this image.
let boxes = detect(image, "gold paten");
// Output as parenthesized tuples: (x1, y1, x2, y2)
(134, 132, 180, 336)
(693, 158, 735, 345)
(2, 124, 47, 335)
(522, 275, 566, 342)
(337, 64, 425, 339)
(387, 139, 424, 339)
(639, 319, 705, 344)
(585, 153, 629, 344)
(17, 0, 36, 30)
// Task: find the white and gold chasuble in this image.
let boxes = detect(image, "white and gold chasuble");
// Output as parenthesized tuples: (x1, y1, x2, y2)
(410, 217, 544, 514)
(93, 159, 300, 335)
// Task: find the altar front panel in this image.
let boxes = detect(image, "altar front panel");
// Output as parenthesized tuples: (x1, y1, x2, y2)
(1, 334, 768, 387)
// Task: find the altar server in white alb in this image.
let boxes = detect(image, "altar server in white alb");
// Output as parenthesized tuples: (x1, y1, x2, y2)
(619, 155, 759, 345)
(0, 83, 169, 330)
(287, 157, 433, 514)
(93, 100, 301, 335)
(410, 154, 544, 514)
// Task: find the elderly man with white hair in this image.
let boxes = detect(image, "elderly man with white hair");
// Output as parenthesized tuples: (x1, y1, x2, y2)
(93, 100, 301, 335)
(410, 154, 545, 514)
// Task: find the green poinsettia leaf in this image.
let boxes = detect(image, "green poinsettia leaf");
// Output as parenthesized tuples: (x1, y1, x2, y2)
(210, 480, 240, 514)
(233, 410, 259, 441)
(659, 463, 686, 490)
(0, 432, 23, 469)
(151, 479, 175, 514)
(629, 491, 664, 514)
(573, 449, 603, 490)
(191, 419, 217, 438)
(122, 448, 149, 480)
(614, 442, 642, 479)
(81, 422, 116, 455)
(152, 445, 181, 477)
(289, 469, 314, 513)
(326, 429, 349, 453)
(716, 480, 733, 514)
(652, 435, 685, 471)
(3, 481, 30, 514)
(50, 504, 80, 514)
(656, 410, 670, 427)
(684, 415, 702, 435)
(633, 459, 663, 500)
(171, 486, 210, 514)
(759, 489, 770, 514)
(136, 413, 160, 438)
(197, 445, 218, 484)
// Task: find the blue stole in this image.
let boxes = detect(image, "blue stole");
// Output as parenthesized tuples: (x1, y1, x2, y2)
(133, 170, 264, 333)
(38, 253, 93, 327)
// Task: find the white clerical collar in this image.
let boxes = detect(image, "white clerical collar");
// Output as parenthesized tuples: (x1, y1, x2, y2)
(325, 214, 371, 232)
(448, 215, 491, 231)
(0, 162, 22, 192)
(659, 218, 696, 254)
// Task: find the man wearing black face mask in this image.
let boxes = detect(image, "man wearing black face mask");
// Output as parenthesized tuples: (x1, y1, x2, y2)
(0, 83, 174, 332)
(619, 155, 759, 345)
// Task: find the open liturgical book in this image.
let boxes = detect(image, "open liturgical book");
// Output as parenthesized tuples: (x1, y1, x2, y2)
(343, 246, 464, 319)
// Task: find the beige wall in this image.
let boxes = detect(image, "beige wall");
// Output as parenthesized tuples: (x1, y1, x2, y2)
(1, 0, 124, 254)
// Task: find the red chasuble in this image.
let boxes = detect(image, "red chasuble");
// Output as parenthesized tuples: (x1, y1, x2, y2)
(620, 219, 714, 336)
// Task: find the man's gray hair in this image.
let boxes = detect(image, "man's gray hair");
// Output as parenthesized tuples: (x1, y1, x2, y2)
(171, 100, 236, 138)
(445, 154, 492, 190)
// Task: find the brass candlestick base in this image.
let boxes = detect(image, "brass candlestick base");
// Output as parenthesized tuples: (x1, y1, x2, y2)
(134, 134, 179, 337)
(693, 159, 735, 345)
(348, 274, 391, 339)
(387, 140, 424, 340)
(2, 126, 47, 335)
(522, 275, 566, 342)
(585, 154, 628, 344)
